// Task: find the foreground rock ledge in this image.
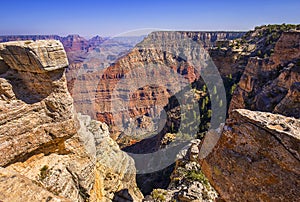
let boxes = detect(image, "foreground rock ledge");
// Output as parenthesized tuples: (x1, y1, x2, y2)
(0, 40, 142, 202)
(201, 109, 300, 201)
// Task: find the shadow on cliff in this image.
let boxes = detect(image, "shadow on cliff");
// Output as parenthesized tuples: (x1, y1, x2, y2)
(112, 189, 133, 202)
(1, 68, 64, 104)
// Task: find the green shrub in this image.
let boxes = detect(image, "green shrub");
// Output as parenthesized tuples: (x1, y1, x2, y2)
(230, 84, 237, 95)
(151, 189, 167, 202)
(186, 170, 210, 188)
(39, 165, 50, 180)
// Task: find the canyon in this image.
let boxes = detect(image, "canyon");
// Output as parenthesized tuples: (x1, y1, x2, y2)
(0, 24, 299, 201)
(146, 24, 300, 201)
(0, 32, 245, 133)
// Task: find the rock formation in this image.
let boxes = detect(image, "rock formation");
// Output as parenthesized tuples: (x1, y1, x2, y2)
(0, 34, 104, 53)
(141, 25, 300, 201)
(229, 28, 300, 118)
(1, 24, 299, 201)
(0, 32, 245, 145)
(0, 40, 142, 202)
(91, 31, 244, 145)
(201, 109, 300, 201)
(198, 24, 300, 201)
(0, 167, 70, 202)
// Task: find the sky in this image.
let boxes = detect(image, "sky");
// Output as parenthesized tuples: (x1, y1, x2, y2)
(0, 0, 299, 37)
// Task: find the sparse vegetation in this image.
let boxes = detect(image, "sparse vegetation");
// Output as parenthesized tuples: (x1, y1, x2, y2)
(151, 189, 167, 202)
(39, 165, 50, 180)
(186, 170, 210, 188)
(158, 23, 299, 150)
(230, 84, 237, 95)
(243, 24, 300, 59)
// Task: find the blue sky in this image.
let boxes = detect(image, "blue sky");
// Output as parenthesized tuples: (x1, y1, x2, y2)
(0, 0, 299, 37)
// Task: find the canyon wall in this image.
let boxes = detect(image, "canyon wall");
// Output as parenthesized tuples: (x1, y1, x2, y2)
(143, 25, 300, 201)
(0, 32, 246, 144)
(199, 25, 300, 201)
(1, 25, 298, 201)
(229, 30, 300, 118)
(0, 40, 142, 202)
(91, 31, 244, 144)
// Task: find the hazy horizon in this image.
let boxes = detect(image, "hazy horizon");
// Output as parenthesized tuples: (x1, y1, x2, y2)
(0, 30, 250, 39)
(0, 0, 299, 37)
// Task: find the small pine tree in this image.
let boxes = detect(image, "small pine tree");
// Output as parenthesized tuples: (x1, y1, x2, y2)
(201, 100, 205, 110)
(213, 85, 217, 95)
(230, 84, 237, 95)
(207, 110, 212, 118)
(171, 122, 174, 133)
(219, 99, 223, 107)
(257, 50, 262, 57)
(204, 96, 209, 105)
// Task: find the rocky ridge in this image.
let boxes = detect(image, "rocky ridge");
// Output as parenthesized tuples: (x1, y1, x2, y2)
(226, 25, 300, 117)
(0, 40, 142, 201)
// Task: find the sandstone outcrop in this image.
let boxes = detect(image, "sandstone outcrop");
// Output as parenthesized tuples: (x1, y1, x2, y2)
(201, 109, 300, 201)
(0, 40, 74, 167)
(0, 34, 104, 53)
(0, 40, 142, 202)
(79, 114, 143, 202)
(0, 167, 70, 202)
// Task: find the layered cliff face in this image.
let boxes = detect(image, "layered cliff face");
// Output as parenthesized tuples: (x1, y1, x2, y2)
(91, 31, 244, 144)
(229, 27, 300, 118)
(142, 25, 300, 200)
(201, 109, 300, 201)
(0, 40, 142, 202)
(196, 24, 300, 201)
(67, 36, 145, 123)
(145, 31, 245, 48)
(0, 33, 245, 145)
